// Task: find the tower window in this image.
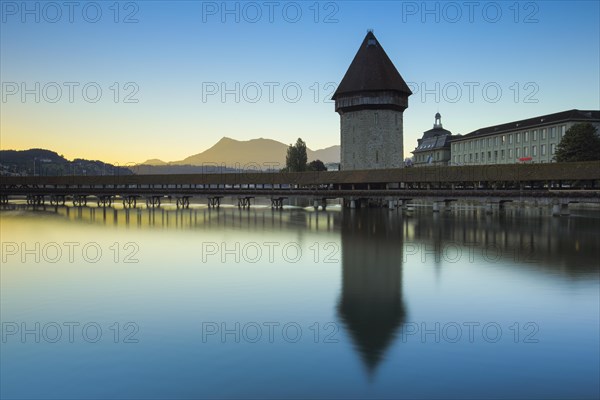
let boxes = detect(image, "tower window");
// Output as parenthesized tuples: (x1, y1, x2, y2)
(376, 151, 379, 163)
(374, 113, 379, 126)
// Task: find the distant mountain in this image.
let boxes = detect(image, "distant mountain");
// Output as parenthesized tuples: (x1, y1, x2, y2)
(141, 137, 340, 168)
(176, 137, 289, 167)
(140, 137, 340, 168)
(311, 145, 340, 164)
(1, 138, 340, 176)
(0, 149, 133, 176)
(139, 158, 168, 166)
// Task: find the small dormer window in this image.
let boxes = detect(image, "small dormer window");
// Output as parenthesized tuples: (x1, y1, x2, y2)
(367, 38, 377, 47)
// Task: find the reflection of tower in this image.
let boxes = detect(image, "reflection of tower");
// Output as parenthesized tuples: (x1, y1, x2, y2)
(337, 210, 406, 375)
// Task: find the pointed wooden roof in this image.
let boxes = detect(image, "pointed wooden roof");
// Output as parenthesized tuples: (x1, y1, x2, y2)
(333, 31, 412, 99)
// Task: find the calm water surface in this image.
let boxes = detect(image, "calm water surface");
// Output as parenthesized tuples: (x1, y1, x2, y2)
(1, 203, 599, 399)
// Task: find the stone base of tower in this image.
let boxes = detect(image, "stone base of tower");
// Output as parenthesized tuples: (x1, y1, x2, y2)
(340, 109, 404, 170)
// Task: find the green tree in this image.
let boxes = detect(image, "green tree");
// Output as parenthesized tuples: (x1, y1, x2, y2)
(307, 159, 327, 171)
(285, 138, 308, 172)
(554, 123, 600, 162)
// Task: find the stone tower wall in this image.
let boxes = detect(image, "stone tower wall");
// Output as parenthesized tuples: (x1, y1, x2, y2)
(340, 109, 404, 170)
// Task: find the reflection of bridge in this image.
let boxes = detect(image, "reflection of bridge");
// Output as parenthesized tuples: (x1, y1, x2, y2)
(2, 161, 599, 213)
(4, 204, 597, 375)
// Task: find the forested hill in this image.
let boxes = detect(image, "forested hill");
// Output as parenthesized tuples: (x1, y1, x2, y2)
(0, 149, 133, 176)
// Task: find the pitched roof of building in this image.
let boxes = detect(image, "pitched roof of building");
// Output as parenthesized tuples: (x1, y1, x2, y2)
(413, 133, 453, 153)
(455, 109, 600, 141)
(422, 126, 453, 140)
(332, 31, 412, 99)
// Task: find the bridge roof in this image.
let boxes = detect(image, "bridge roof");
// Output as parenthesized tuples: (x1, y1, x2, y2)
(3, 162, 599, 186)
(332, 31, 412, 99)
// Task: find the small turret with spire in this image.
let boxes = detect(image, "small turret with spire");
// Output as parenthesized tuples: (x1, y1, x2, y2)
(434, 112, 443, 129)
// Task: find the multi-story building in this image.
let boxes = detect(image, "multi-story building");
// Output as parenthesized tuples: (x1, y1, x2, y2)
(411, 112, 456, 166)
(334, 31, 412, 170)
(451, 109, 600, 165)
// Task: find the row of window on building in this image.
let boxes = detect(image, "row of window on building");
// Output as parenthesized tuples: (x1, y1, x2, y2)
(415, 152, 442, 163)
(453, 144, 557, 164)
(452, 125, 567, 154)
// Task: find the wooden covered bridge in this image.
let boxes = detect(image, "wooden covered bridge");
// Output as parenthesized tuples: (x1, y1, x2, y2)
(1, 161, 599, 215)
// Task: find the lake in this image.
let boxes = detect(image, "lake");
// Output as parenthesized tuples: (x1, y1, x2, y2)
(1, 203, 599, 399)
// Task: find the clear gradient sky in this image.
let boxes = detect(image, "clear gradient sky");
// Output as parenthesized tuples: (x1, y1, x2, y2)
(1, 0, 599, 164)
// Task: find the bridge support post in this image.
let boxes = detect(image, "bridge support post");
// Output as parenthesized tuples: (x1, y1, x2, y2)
(207, 196, 221, 209)
(146, 196, 160, 208)
(498, 200, 509, 212)
(271, 197, 285, 209)
(387, 198, 398, 210)
(350, 199, 356, 209)
(73, 195, 88, 207)
(552, 202, 570, 217)
(176, 196, 190, 209)
(27, 195, 45, 206)
(123, 195, 137, 208)
(98, 196, 113, 208)
(485, 202, 493, 215)
(432, 202, 440, 213)
(237, 197, 252, 209)
(444, 200, 454, 212)
(399, 199, 410, 210)
(321, 199, 327, 211)
(50, 195, 66, 206)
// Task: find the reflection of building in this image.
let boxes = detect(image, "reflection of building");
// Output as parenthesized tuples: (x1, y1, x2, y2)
(334, 31, 412, 171)
(412, 113, 456, 166)
(407, 208, 599, 276)
(337, 210, 406, 374)
(451, 109, 600, 165)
